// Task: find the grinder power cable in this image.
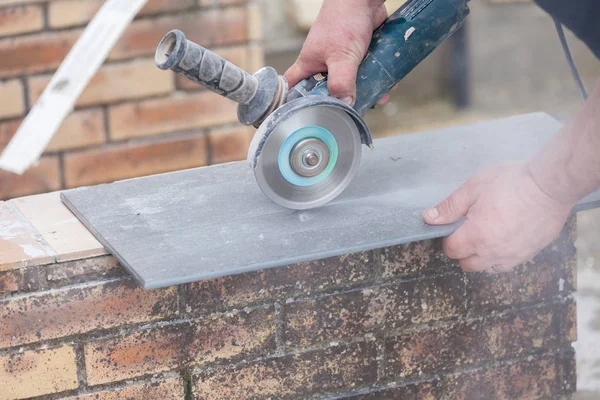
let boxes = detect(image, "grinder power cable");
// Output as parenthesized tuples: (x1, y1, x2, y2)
(155, 0, 471, 210)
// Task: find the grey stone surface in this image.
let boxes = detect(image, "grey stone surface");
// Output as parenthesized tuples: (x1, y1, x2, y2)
(61, 112, 600, 289)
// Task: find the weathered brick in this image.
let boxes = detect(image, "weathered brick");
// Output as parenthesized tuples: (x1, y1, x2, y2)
(470, 226, 577, 313)
(193, 341, 378, 400)
(0, 79, 24, 119)
(381, 239, 457, 279)
(109, 8, 248, 61)
(385, 305, 564, 379)
(184, 251, 375, 315)
(0, 346, 78, 399)
(0, 279, 177, 349)
(0, 29, 81, 78)
(46, 255, 124, 283)
(208, 125, 253, 165)
(84, 306, 275, 385)
(562, 300, 577, 342)
(0, 4, 43, 37)
(284, 288, 386, 348)
(108, 91, 237, 140)
(1, 109, 105, 153)
(343, 380, 441, 399)
(63, 133, 208, 188)
(0, 267, 39, 295)
(64, 377, 185, 400)
(385, 272, 466, 329)
(0, 156, 60, 200)
(443, 355, 560, 399)
(48, 0, 196, 28)
(29, 58, 174, 108)
(284, 273, 466, 348)
(176, 45, 249, 91)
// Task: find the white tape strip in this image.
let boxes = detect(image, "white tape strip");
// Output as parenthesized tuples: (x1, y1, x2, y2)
(0, 0, 149, 175)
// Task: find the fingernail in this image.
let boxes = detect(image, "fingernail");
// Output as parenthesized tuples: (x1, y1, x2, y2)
(341, 96, 354, 106)
(427, 208, 439, 221)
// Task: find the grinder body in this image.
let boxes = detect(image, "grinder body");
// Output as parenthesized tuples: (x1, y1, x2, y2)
(155, 0, 470, 209)
(290, 0, 470, 116)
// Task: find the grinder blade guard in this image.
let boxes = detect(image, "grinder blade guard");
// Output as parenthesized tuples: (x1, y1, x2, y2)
(155, 0, 471, 210)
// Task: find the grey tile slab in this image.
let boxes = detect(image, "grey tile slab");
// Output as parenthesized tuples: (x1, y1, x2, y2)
(61, 112, 600, 289)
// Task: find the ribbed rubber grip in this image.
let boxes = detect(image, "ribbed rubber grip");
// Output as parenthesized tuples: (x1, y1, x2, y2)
(155, 29, 258, 105)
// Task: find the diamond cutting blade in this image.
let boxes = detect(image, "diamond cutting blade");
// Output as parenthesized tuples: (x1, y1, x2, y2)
(253, 105, 362, 210)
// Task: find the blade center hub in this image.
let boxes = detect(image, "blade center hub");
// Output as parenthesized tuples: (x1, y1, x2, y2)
(290, 138, 330, 177)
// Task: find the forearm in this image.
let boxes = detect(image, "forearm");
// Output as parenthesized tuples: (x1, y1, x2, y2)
(527, 83, 600, 206)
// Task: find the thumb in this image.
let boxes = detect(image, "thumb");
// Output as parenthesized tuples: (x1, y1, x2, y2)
(326, 55, 361, 106)
(423, 183, 475, 225)
(284, 58, 322, 88)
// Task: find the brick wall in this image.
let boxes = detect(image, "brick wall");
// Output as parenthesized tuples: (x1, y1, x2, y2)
(0, 0, 263, 200)
(0, 191, 578, 399)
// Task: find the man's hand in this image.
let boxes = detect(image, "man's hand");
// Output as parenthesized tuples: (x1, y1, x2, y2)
(285, 0, 389, 106)
(423, 162, 574, 274)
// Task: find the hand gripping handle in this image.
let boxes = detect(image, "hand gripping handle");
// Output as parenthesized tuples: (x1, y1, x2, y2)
(309, 0, 470, 115)
(155, 29, 258, 105)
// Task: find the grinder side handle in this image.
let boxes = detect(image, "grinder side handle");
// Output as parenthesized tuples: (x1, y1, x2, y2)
(156, 29, 259, 105)
(308, 0, 470, 115)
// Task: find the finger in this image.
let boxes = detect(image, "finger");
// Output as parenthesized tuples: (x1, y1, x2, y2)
(373, 4, 388, 27)
(326, 55, 361, 106)
(392, 84, 399, 91)
(423, 181, 476, 225)
(459, 255, 490, 273)
(442, 222, 477, 260)
(284, 59, 324, 88)
(377, 93, 390, 105)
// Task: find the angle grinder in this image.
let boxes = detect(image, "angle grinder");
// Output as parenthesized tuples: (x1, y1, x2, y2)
(155, 0, 470, 210)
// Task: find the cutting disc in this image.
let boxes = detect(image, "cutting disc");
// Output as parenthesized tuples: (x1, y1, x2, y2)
(252, 105, 362, 210)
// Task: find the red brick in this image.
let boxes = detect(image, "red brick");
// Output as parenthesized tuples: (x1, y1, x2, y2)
(381, 239, 457, 279)
(183, 251, 375, 315)
(284, 273, 466, 348)
(285, 288, 385, 348)
(208, 126, 254, 165)
(0, 267, 39, 295)
(108, 92, 238, 140)
(29, 58, 174, 108)
(109, 8, 248, 61)
(444, 355, 560, 399)
(46, 255, 124, 283)
(0, 346, 78, 399)
(193, 341, 378, 399)
(0, 156, 61, 200)
(385, 272, 467, 329)
(0, 4, 43, 37)
(385, 305, 564, 379)
(176, 46, 249, 91)
(0, 279, 177, 349)
(48, 0, 196, 29)
(63, 133, 208, 188)
(0, 29, 81, 78)
(1, 109, 105, 154)
(65, 377, 185, 400)
(84, 306, 275, 385)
